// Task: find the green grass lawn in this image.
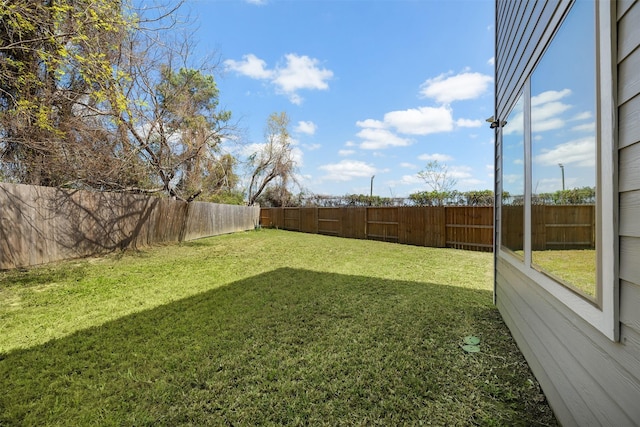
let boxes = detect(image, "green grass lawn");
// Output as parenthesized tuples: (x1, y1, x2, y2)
(0, 229, 557, 426)
(532, 249, 596, 298)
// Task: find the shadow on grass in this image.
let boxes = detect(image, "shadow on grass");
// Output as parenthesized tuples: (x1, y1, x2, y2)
(0, 268, 556, 426)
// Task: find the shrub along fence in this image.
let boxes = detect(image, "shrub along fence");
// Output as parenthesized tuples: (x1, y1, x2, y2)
(0, 182, 260, 270)
(260, 205, 595, 253)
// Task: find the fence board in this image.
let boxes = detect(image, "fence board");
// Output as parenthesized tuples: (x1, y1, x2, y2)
(366, 207, 399, 242)
(260, 205, 595, 253)
(543, 205, 595, 249)
(283, 207, 300, 231)
(342, 207, 366, 239)
(445, 207, 494, 252)
(501, 205, 524, 251)
(0, 182, 259, 270)
(318, 208, 341, 236)
(299, 208, 318, 234)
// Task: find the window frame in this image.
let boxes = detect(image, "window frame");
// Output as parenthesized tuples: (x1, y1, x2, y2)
(497, 0, 618, 341)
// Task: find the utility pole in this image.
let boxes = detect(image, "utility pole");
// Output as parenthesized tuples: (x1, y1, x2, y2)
(558, 163, 565, 191)
(369, 175, 375, 206)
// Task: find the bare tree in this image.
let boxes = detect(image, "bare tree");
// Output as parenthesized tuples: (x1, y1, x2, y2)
(246, 112, 297, 206)
(0, 0, 191, 191)
(0, 0, 137, 186)
(417, 160, 457, 193)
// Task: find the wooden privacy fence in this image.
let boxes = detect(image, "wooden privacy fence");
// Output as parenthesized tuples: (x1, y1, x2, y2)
(0, 182, 260, 270)
(260, 206, 494, 251)
(260, 205, 596, 252)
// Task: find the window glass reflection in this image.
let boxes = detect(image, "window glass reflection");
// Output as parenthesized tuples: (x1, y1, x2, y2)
(501, 95, 524, 256)
(530, 0, 596, 298)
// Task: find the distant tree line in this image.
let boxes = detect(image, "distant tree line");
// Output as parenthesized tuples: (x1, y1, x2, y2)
(259, 191, 495, 208)
(258, 187, 597, 208)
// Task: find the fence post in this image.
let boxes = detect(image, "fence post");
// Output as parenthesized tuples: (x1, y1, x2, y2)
(364, 206, 368, 239)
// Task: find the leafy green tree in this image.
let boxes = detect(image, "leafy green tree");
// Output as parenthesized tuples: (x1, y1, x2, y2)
(0, 0, 135, 186)
(149, 67, 233, 201)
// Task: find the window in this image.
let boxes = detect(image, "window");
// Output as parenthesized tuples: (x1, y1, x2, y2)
(501, 94, 524, 256)
(530, 0, 597, 299)
(498, 0, 618, 340)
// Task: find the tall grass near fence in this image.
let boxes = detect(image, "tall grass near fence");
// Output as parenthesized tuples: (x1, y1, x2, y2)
(0, 182, 260, 270)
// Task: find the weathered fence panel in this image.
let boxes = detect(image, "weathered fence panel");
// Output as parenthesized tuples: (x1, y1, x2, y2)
(366, 207, 399, 242)
(318, 208, 340, 236)
(445, 206, 494, 252)
(342, 207, 367, 239)
(260, 205, 595, 253)
(542, 205, 595, 249)
(0, 182, 260, 270)
(501, 205, 524, 251)
(299, 208, 318, 233)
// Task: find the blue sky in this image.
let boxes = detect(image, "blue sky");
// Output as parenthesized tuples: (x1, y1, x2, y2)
(179, 0, 496, 198)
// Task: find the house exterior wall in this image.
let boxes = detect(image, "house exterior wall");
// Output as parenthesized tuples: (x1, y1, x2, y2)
(495, 0, 640, 425)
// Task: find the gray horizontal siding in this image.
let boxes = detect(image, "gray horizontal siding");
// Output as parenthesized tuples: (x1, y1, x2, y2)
(496, 0, 640, 424)
(619, 142, 640, 192)
(618, 3, 640, 381)
(618, 0, 636, 20)
(620, 190, 640, 236)
(620, 280, 640, 332)
(620, 237, 640, 283)
(618, 95, 640, 149)
(495, 0, 572, 119)
(496, 259, 640, 426)
(617, 2, 640, 415)
(618, 0, 640, 61)
(618, 47, 640, 106)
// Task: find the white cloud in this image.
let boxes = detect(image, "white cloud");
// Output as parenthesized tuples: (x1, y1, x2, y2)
(356, 127, 412, 150)
(273, 54, 333, 93)
(456, 118, 482, 128)
(318, 160, 377, 182)
(345, 141, 356, 147)
(531, 90, 572, 133)
(418, 153, 453, 162)
(224, 53, 333, 104)
(245, 0, 267, 4)
(571, 111, 592, 121)
(354, 106, 454, 150)
(534, 137, 596, 167)
(398, 174, 423, 185)
(291, 146, 304, 166)
(303, 143, 321, 151)
(488, 57, 495, 66)
(503, 174, 521, 184)
(486, 164, 494, 179)
(531, 89, 571, 107)
(419, 71, 493, 103)
(240, 140, 304, 166)
(532, 101, 571, 122)
(571, 122, 595, 133)
(224, 54, 273, 79)
(295, 120, 317, 135)
(240, 142, 267, 157)
(383, 106, 454, 135)
(400, 162, 417, 169)
(533, 118, 566, 133)
(448, 165, 473, 180)
(355, 119, 385, 129)
(338, 149, 355, 156)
